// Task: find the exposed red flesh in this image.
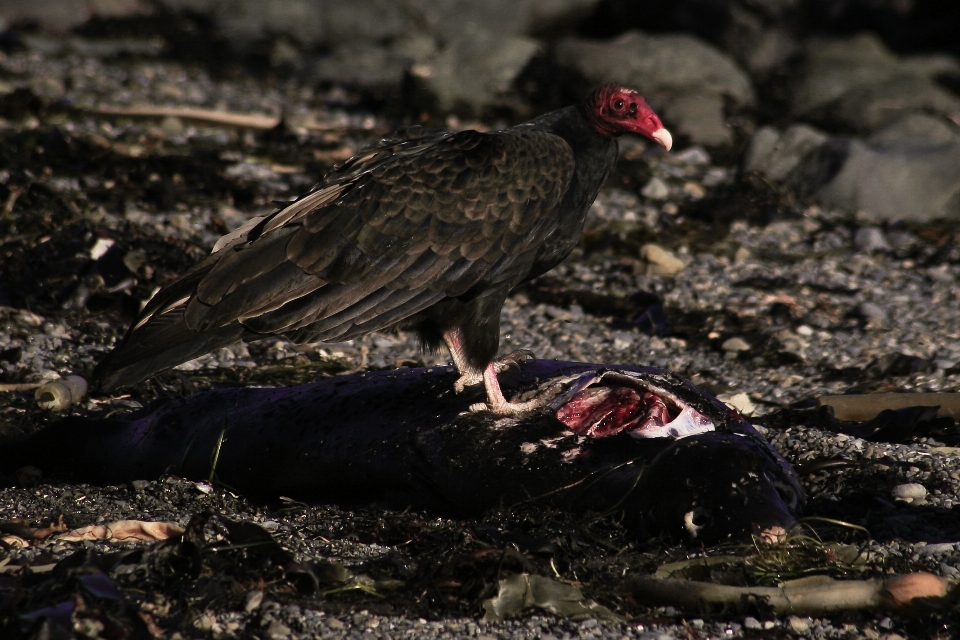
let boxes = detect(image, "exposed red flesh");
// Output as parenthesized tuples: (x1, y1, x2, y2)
(556, 386, 673, 438)
(556, 386, 699, 438)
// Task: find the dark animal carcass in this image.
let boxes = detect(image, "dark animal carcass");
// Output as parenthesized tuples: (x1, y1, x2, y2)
(0, 361, 801, 543)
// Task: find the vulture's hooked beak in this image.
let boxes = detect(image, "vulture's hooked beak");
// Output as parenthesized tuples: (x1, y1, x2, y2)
(650, 128, 673, 152)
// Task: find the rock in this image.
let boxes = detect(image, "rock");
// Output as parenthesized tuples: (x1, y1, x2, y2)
(787, 616, 810, 634)
(793, 33, 960, 132)
(555, 31, 754, 146)
(243, 590, 264, 613)
(854, 227, 892, 253)
(312, 43, 414, 93)
(264, 619, 291, 640)
(641, 177, 669, 200)
(854, 302, 888, 327)
(673, 147, 711, 166)
(158, 0, 597, 52)
(409, 29, 541, 116)
(322, 0, 409, 46)
(743, 124, 829, 182)
(0, 0, 148, 33)
(640, 243, 684, 275)
(204, 0, 328, 48)
(811, 118, 960, 222)
(410, 0, 598, 41)
(868, 113, 960, 148)
(892, 483, 927, 502)
(755, 114, 960, 221)
(721, 337, 751, 353)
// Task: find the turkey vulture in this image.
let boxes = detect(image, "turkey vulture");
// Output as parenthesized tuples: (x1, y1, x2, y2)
(93, 84, 672, 414)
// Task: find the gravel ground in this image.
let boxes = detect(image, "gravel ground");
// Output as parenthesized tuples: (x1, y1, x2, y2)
(1, 36, 959, 640)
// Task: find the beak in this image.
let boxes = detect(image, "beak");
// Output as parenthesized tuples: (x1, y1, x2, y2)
(650, 128, 672, 152)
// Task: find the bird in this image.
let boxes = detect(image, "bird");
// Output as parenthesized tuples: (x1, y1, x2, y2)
(92, 83, 672, 415)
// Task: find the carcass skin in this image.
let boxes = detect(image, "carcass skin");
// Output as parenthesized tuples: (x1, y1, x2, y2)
(0, 361, 801, 543)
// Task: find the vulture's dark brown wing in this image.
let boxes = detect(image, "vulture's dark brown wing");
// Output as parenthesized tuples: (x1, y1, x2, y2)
(94, 128, 575, 390)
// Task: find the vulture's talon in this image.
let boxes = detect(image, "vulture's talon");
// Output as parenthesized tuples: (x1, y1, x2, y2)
(493, 349, 536, 372)
(454, 371, 483, 394)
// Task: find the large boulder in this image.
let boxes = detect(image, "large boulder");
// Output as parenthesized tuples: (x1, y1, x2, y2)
(555, 31, 755, 146)
(814, 116, 960, 222)
(792, 33, 960, 133)
(155, 0, 598, 49)
(0, 0, 148, 32)
(746, 115, 960, 222)
(408, 29, 542, 116)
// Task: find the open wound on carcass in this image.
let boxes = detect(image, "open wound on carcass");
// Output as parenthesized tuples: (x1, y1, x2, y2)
(555, 383, 715, 439)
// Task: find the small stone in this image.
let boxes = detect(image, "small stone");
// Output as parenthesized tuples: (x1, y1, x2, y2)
(880, 634, 906, 640)
(640, 243, 684, 275)
(160, 115, 184, 136)
(264, 620, 291, 640)
(327, 619, 345, 630)
(722, 337, 751, 353)
(673, 146, 711, 165)
(927, 265, 954, 283)
(130, 480, 151, 491)
(743, 616, 762, 630)
(855, 302, 888, 326)
(892, 483, 926, 502)
(796, 324, 813, 336)
(682, 182, 705, 198)
(733, 246, 751, 263)
(787, 616, 810, 634)
(641, 177, 669, 200)
(920, 542, 956, 554)
(854, 226, 892, 253)
(244, 590, 264, 613)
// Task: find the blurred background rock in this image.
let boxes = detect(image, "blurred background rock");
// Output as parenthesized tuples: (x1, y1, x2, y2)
(0, 0, 958, 220)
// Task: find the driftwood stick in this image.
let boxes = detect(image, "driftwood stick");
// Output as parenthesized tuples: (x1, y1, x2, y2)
(631, 572, 950, 615)
(90, 105, 282, 129)
(818, 393, 960, 421)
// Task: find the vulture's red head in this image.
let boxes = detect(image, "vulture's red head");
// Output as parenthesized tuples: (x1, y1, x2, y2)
(583, 84, 672, 151)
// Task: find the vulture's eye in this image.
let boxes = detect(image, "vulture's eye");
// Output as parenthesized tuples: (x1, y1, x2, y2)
(614, 99, 624, 110)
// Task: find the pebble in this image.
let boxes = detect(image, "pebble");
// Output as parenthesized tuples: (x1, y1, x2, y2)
(640, 243, 685, 275)
(641, 177, 670, 200)
(243, 590, 264, 613)
(743, 616, 762, 630)
(891, 483, 927, 502)
(787, 616, 810, 634)
(264, 620, 291, 640)
(673, 146, 711, 165)
(721, 337, 751, 353)
(854, 226, 893, 252)
(855, 301, 889, 326)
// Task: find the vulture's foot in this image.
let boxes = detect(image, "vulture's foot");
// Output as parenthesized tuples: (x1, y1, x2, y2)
(467, 359, 556, 417)
(453, 349, 535, 394)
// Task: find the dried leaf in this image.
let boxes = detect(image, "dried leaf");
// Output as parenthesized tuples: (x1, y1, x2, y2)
(58, 520, 184, 543)
(482, 574, 623, 622)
